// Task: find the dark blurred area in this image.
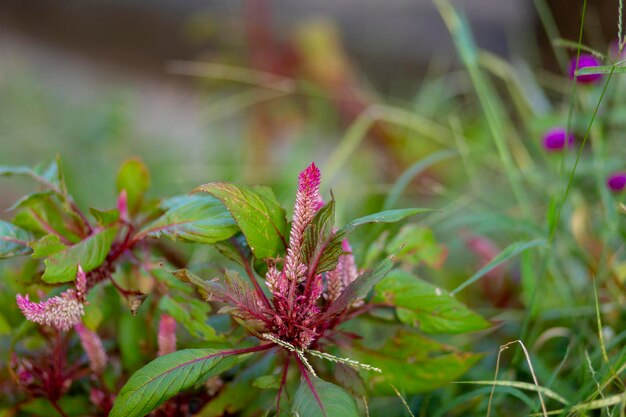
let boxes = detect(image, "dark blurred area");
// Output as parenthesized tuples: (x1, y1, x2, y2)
(0, 0, 620, 211)
(0, 0, 618, 84)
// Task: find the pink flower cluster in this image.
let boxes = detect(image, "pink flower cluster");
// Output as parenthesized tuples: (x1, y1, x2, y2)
(264, 163, 360, 348)
(16, 266, 87, 331)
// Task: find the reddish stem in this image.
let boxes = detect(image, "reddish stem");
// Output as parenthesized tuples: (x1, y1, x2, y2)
(232, 239, 272, 310)
(294, 355, 326, 417)
(276, 354, 290, 414)
(30, 209, 72, 245)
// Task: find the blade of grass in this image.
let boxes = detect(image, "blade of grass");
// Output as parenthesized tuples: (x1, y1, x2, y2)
(487, 340, 549, 417)
(454, 380, 568, 405)
(451, 239, 546, 295)
(434, 0, 530, 218)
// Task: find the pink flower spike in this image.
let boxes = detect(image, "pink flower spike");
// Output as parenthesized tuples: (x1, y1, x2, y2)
(157, 314, 177, 356)
(75, 323, 107, 374)
(117, 189, 129, 222)
(284, 163, 322, 283)
(76, 265, 87, 301)
(16, 291, 84, 332)
(15, 265, 87, 331)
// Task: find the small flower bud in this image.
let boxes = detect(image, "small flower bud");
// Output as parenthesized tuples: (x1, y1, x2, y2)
(542, 128, 575, 152)
(569, 53, 602, 84)
(157, 314, 177, 356)
(607, 172, 626, 192)
(117, 189, 129, 222)
(75, 323, 107, 375)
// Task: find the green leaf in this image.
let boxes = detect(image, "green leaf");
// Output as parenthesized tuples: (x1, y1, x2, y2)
(110, 349, 249, 417)
(7, 190, 55, 211)
(302, 199, 337, 275)
(89, 208, 120, 226)
(346, 329, 481, 395)
(12, 199, 82, 243)
(0, 220, 33, 258)
(451, 239, 546, 294)
(30, 234, 66, 259)
(116, 158, 150, 214)
(252, 375, 281, 389)
(195, 183, 288, 258)
(386, 224, 447, 268)
(326, 253, 395, 318)
(292, 377, 361, 417)
(41, 227, 118, 283)
(340, 208, 432, 235)
(0, 160, 60, 188)
(373, 270, 490, 333)
(138, 195, 238, 244)
(158, 295, 221, 341)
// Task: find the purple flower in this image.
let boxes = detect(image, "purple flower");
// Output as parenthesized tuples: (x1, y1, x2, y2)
(569, 54, 602, 84)
(542, 128, 575, 151)
(16, 266, 87, 331)
(607, 172, 626, 192)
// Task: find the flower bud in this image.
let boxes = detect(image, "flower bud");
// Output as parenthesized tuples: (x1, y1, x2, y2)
(542, 128, 575, 151)
(607, 172, 626, 192)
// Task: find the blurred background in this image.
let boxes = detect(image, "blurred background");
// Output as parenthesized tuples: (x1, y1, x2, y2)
(0, 0, 618, 213)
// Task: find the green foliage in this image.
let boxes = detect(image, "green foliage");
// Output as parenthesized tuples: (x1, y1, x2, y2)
(374, 270, 490, 333)
(0, 220, 33, 258)
(116, 158, 150, 214)
(292, 377, 361, 417)
(195, 182, 288, 258)
(42, 227, 118, 283)
(138, 195, 238, 244)
(347, 329, 481, 395)
(110, 349, 249, 417)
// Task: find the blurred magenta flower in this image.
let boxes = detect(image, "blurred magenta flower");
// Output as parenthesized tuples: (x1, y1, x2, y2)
(607, 172, 626, 192)
(542, 127, 575, 151)
(569, 53, 602, 84)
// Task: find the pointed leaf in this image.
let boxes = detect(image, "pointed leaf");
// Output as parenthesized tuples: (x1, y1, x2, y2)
(451, 239, 546, 294)
(302, 199, 337, 275)
(138, 195, 238, 244)
(326, 254, 395, 318)
(292, 377, 361, 417)
(340, 208, 432, 235)
(0, 221, 33, 258)
(345, 329, 481, 395)
(116, 158, 150, 214)
(374, 270, 490, 333)
(110, 349, 248, 417)
(195, 183, 288, 258)
(7, 190, 55, 212)
(41, 227, 118, 283)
